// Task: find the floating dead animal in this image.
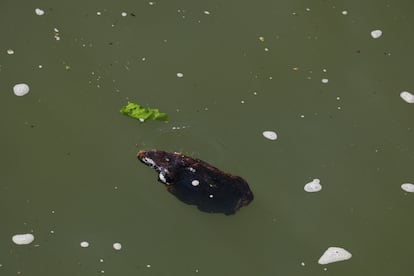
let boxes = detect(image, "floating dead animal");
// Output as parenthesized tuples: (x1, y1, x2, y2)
(137, 150, 253, 215)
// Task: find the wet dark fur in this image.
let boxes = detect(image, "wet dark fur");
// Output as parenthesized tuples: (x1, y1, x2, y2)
(137, 150, 253, 215)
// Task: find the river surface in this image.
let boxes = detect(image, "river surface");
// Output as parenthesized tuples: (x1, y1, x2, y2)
(1, 1, 414, 275)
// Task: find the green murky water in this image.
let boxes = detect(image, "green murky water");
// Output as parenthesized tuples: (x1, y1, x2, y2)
(1, 0, 414, 275)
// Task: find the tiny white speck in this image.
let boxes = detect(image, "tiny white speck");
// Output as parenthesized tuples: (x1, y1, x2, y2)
(54, 27, 59, 32)
(100, 270, 105, 273)
(38, 65, 43, 69)
(35, 8, 45, 16)
(13, 83, 30, 96)
(264, 47, 269, 51)
(176, 72, 184, 78)
(121, 12, 127, 17)
(241, 100, 245, 104)
(401, 183, 414, 193)
(371, 29, 382, 39)
(322, 78, 329, 84)
(336, 97, 340, 100)
(301, 262, 305, 266)
(304, 179, 322, 192)
(337, 106, 342, 110)
(149, 1, 155, 5)
(7, 49, 14, 55)
(305, 8, 310, 11)
(341, 10, 348, 15)
(262, 130, 277, 140)
(400, 91, 414, 103)
(146, 264, 151, 268)
(97, 11, 102, 16)
(80, 241, 89, 248)
(100, 259, 104, 263)
(203, 11, 210, 15)
(322, 68, 327, 73)
(50, 230, 54, 234)
(113, 242, 122, 250)
(209, 194, 214, 198)
(191, 180, 200, 186)
(142, 57, 146, 61)
(300, 114, 305, 118)
(253, 91, 258, 95)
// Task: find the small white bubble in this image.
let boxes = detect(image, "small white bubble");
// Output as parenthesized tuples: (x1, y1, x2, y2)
(401, 183, 414, 193)
(203, 11, 210, 15)
(12, 234, 35, 245)
(301, 262, 305, 266)
(370, 29, 382, 39)
(305, 8, 310, 12)
(321, 78, 329, 84)
(7, 49, 14, 55)
(400, 91, 414, 104)
(191, 180, 200, 186)
(300, 114, 305, 118)
(176, 72, 184, 78)
(209, 194, 214, 198)
(149, 1, 155, 5)
(341, 10, 348, 15)
(121, 12, 127, 17)
(264, 47, 269, 51)
(13, 83, 30, 96)
(35, 8, 45, 16)
(113, 242, 122, 250)
(100, 259, 104, 263)
(80, 241, 89, 248)
(262, 130, 277, 140)
(241, 100, 245, 104)
(304, 179, 322, 192)
(97, 11, 102, 16)
(146, 264, 151, 268)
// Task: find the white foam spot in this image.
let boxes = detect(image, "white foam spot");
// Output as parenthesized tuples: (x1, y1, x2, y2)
(400, 91, 414, 103)
(370, 30, 382, 39)
(7, 49, 14, 55)
(341, 10, 348, 15)
(13, 83, 30, 96)
(401, 183, 414, 193)
(113, 242, 122, 250)
(12, 234, 34, 245)
(262, 131, 277, 140)
(35, 8, 45, 15)
(176, 72, 184, 78)
(146, 264, 151, 268)
(188, 167, 196, 173)
(121, 12, 127, 17)
(80, 241, 89, 248)
(209, 194, 214, 198)
(191, 180, 200, 186)
(321, 78, 329, 84)
(304, 179, 322, 192)
(97, 11, 102, 16)
(203, 11, 211, 15)
(318, 247, 352, 265)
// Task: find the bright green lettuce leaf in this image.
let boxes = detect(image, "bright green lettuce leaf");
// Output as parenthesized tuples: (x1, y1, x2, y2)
(120, 102, 168, 122)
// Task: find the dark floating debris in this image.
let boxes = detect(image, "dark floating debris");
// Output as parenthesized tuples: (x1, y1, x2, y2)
(137, 150, 253, 215)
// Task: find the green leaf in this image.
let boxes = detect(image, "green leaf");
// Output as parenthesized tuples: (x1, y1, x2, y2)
(120, 102, 168, 122)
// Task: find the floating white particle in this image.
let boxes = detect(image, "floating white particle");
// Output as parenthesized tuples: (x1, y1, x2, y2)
(113, 242, 122, 250)
(401, 183, 414, 193)
(7, 49, 14, 55)
(209, 194, 214, 198)
(13, 83, 30, 96)
(341, 10, 348, 15)
(241, 100, 245, 104)
(300, 114, 305, 118)
(305, 8, 310, 12)
(264, 47, 269, 51)
(12, 234, 34, 245)
(35, 8, 45, 15)
(38, 65, 43, 69)
(262, 131, 277, 140)
(203, 11, 210, 15)
(176, 72, 184, 78)
(149, 1, 155, 5)
(191, 180, 200, 186)
(301, 262, 305, 266)
(97, 11, 102, 16)
(321, 78, 329, 84)
(370, 30, 382, 39)
(100, 270, 105, 273)
(322, 68, 327, 73)
(400, 91, 414, 103)
(318, 247, 352, 265)
(146, 264, 151, 268)
(304, 179, 322, 192)
(121, 12, 127, 17)
(100, 259, 104, 263)
(80, 241, 89, 248)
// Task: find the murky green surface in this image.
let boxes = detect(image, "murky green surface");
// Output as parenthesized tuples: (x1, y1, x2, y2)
(1, 0, 414, 275)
